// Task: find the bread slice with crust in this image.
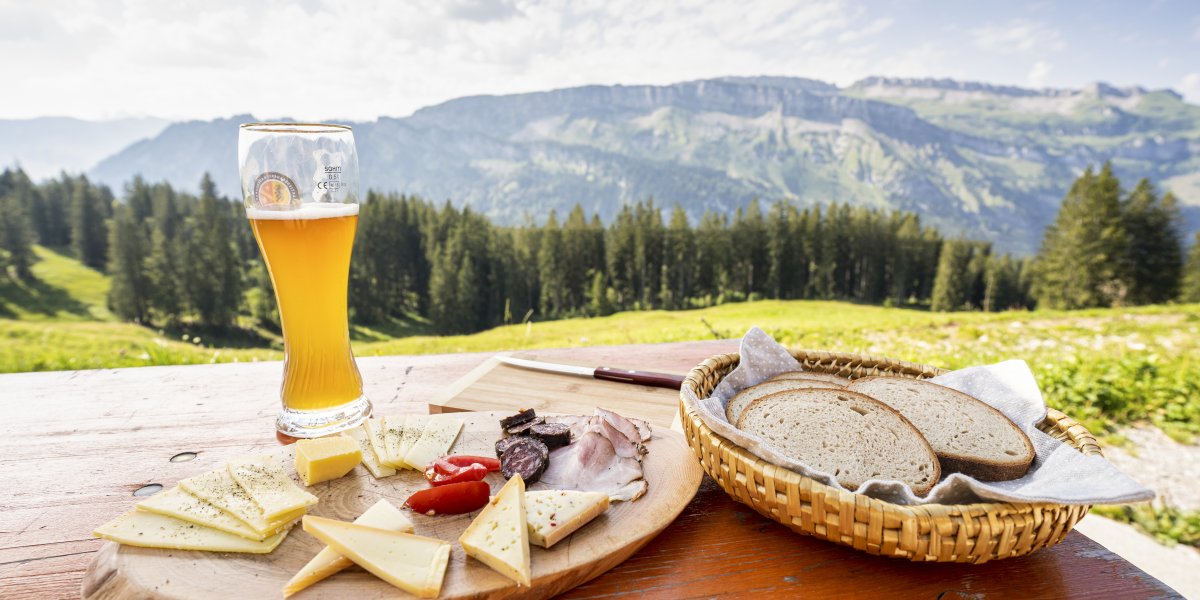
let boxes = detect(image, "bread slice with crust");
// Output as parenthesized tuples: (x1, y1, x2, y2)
(736, 389, 941, 495)
(726, 379, 843, 424)
(769, 371, 850, 386)
(847, 377, 1035, 481)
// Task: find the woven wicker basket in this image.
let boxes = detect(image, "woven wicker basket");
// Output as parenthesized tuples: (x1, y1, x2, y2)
(679, 349, 1101, 563)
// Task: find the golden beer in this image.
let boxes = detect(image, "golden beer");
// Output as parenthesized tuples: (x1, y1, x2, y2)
(250, 204, 363, 412)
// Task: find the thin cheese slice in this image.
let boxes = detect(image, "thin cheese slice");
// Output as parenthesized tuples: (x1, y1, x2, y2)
(137, 486, 265, 541)
(402, 416, 464, 472)
(283, 500, 414, 597)
(460, 474, 531, 586)
(525, 490, 610, 548)
(94, 509, 289, 553)
(394, 415, 429, 469)
(363, 418, 391, 471)
(179, 468, 304, 536)
(347, 424, 396, 478)
(302, 516, 450, 599)
(380, 416, 408, 468)
(228, 454, 319, 520)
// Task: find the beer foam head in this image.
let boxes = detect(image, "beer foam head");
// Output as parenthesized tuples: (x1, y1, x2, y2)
(246, 203, 359, 220)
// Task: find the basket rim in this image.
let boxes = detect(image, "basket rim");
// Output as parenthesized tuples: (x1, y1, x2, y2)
(679, 348, 1101, 512)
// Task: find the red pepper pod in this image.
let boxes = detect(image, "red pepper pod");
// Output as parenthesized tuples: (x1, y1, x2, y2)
(404, 481, 490, 515)
(429, 463, 488, 486)
(443, 455, 501, 471)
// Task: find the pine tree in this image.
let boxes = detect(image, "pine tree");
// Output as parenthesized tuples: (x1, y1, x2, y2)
(930, 239, 974, 312)
(693, 210, 730, 304)
(146, 227, 183, 323)
(587, 270, 613, 316)
(1033, 164, 1129, 309)
(1182, 233, 1200, 303)
(537, 210, 565, 317)
(69, 176, 110, 269)
(106, 206, 151, 322)
(0, 171, 36, 281)
(983, 254, 1021, 312)
(1123, 179, 1183, 305)
(730, 200, 767, 298)
(181, 174, 242, 328)
(660, 205, 694, 308)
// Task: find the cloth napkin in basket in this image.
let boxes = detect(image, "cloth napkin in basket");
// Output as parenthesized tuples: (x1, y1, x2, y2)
(683, 327, 1155, 506)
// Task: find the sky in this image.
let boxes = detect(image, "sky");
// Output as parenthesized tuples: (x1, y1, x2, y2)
(2, 0, 1199, 121)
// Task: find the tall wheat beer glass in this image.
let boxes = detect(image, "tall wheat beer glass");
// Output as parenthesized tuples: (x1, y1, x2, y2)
(238, 123, 370, 437)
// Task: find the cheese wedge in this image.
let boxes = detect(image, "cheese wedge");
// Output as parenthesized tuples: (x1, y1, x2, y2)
(137, 486, 264, 541)
(347, 424, 396, 478)
(363, 418, 391, 471)
(228, 454, 319, 520)
(283, 500, 414, 597)
(94, 509, 289, 553)
(402, 416, 464, 472)
(295, 435, 362, 486)
(179, 468, 305, 536)
(394, 414, 429, 469)
(525, 490, 610, 548)
(460, 474, 531, 586)
(380, 416, 408, 468)
(302, 516, 450, 599)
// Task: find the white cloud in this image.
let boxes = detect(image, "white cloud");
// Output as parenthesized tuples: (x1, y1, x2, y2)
(1179, 73, 1200, 103)
(837, 17, 894, 43)
(1027, 61, 1053, 87)
(973, 19, 1065, 54)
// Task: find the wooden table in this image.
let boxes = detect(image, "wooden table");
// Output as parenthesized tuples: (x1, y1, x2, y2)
(0, 341, 1181, 599)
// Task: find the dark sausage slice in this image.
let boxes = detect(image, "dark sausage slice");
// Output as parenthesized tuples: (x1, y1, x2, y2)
(499, 409, 537, 430)
(495, 435, 525, 457)
(529, 422, 571, 450)
(505, 417, 543, 436)
(500, 438, 549, 484)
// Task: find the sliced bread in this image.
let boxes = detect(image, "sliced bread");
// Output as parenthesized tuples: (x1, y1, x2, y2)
(726, 379, 844, 424)
(736, 389, 940, 494)
(769, 371, 850, 386)
(846, 377, 1035, 481)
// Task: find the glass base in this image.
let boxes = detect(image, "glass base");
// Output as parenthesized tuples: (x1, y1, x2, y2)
(276, 395, 372, 438)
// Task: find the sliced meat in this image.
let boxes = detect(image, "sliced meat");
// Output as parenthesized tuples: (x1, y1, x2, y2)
(495, 435, 525, 457)
(500, 437, 549, 484)
(596, 407, 642, 445)
(506, 417, 543, 436)
(529, 422, 571, 450)
(500, 408, 537, 429)
(538, 431, 648, 502)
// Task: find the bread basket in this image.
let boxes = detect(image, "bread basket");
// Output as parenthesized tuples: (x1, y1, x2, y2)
(679, 349, 1101, 563)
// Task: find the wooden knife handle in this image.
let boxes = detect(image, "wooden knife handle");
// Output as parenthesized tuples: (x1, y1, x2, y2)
(593, 367, 686, 390)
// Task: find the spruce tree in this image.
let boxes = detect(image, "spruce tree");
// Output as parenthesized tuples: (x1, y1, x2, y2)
(106, 206, 151, 322)
(181, 174, 242, 328)
(0, 175, 36, 281)
(1182, 233, 1200, 303)
(661, 205, 694, 308)
(69, 176, 110, 269)
(930, 239, 974, 312)
(537, 211, 565, 317)
(146, 227, 183, 323)
(1123, 179, 1183, 305)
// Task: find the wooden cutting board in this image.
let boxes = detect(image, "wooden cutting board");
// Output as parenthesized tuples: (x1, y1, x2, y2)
(428, 356, 684, 431)
(81, 411, 703, 599)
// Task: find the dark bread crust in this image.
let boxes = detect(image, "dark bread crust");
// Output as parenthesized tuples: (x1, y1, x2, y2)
(847, 376, 1036, 481)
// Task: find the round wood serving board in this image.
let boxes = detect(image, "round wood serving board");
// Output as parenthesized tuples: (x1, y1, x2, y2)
(81, 411, 703, 599)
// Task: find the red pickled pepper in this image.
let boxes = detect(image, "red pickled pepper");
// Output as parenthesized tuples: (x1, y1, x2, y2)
(404, 481, 490, 515)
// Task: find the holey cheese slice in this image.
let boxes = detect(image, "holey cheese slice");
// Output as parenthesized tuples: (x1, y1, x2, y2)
(136, 486, 264, 541)
(302, 516, 450, 599)
(394, 415, 429, 469)
(403, 416, 464, 472)
(525, 490, 610, 548)
(283, 500, 414, 597)
(229, 454, 319, 520)
(94, 509, 289, 553)
(460, 473, 531, 586)
(380, 416, 408, 468)
(347, 424, 396, 478)
(179, 468, 304, 536)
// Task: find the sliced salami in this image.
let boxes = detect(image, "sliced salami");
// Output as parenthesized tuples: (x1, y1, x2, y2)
(499, 408, 537, 430)
(494, 435, 525, 457)
(529, 422, 571, 450)
(500, 437, 549, 484)
(505, 417, 543, 436)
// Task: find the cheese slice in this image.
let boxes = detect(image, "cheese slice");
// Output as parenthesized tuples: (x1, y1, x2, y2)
(394, 415, 429, 469)
(137, 486, 264, 541)
(228, 454, 319, 520)
(525, 490, 610, 548)
(363, 418, 391, 471)
(402, 416, 463, 472)
(283, 500, 414, 597)
(179, 468, 304, 536)
(94, 509, 289, 553)
(295, 435, 362, 486)
(302, 515, 450, 599)
(460, 473, 531, 586)
(380, 416, 408, 468)
(347, 424, 396, 478)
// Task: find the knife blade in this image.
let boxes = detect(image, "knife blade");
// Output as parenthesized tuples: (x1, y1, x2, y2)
(495, 355, 686, 390)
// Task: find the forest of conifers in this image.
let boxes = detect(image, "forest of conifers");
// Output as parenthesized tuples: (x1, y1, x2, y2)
(0, 163, 1197, 335)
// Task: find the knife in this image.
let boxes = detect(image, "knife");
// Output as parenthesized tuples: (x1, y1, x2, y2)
(495, 356, 686, 390)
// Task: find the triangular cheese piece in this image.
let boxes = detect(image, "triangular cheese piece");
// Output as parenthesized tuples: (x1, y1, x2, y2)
(460, 474, 531, 586)
(283, 500, 414, 597)
(346, 423, 397, 478)
(179, 468, 304, 536)
(380, 416, 408, 468)
(402, 415, 464, 472)
(228, 454, 318, 520)
(302, 515, 450, 599)
(94, 509, 289, 553)
(137, 486, 264, 541)
(525, 490, 610, 548)
(394, 415, 429, 469)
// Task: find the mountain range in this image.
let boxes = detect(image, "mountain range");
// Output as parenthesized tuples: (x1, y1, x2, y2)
(12, 77, 1200, 254)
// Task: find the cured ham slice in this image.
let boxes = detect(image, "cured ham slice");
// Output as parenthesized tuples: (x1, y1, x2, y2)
(536, 409, 650, 502)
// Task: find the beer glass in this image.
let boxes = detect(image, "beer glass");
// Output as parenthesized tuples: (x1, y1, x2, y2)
(238, 123, 370, 438)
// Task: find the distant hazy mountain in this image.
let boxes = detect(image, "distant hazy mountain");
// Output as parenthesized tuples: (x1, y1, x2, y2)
(87, 77, 1200, 253)
(1, 117, 168, 180)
